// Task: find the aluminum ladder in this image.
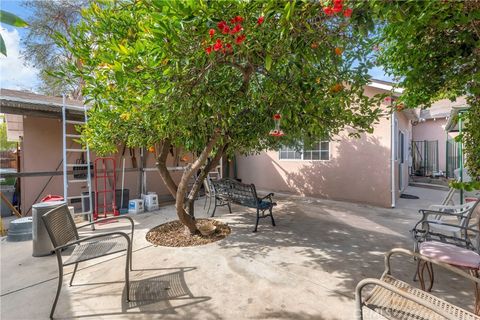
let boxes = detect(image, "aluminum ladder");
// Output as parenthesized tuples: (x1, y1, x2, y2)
(62, 96, 94, 227)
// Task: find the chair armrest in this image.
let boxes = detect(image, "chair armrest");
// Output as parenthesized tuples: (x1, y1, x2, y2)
(413, 210, 466, 231)
(419, 209, 466, 219)
(382, 248, 480, 285)
(428, 203, 473, 212)
(76, 216, 134, 238)
(355, 278, 460, 320)
(77, 216, 134, 229)
(55, 231, 131, 251)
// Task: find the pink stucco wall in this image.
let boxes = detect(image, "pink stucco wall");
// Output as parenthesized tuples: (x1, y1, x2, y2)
(236, 86, 409, 208)
(20, 116, 178, 214)
(412, 118, 449, 172)
(236, 86, 414, 208)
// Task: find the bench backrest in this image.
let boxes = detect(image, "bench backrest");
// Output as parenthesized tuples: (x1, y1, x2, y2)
(212, 178, 259, 208)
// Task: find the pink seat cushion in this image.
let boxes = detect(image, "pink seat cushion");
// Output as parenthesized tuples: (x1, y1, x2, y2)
(419, 241, 480, 269)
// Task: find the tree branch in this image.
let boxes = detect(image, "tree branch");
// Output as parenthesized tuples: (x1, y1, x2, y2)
(175, 129, 222, 202)
(156, 139, 178, 198)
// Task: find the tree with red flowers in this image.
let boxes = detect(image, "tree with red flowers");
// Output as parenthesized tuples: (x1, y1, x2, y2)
(59, 0, 383, 234)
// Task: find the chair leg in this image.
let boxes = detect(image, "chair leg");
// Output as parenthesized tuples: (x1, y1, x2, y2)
(203, 194, 208, 209)
(50, 256, 64, 319)
(130, 247, 133, 271)
(269, 208, 276, 226)
(69, 263, 78, 286)
(227, 201, 232, 214)
(426, 262, 434, 292)
(125, 247, 130, 302)
(412, 242, 419, 281)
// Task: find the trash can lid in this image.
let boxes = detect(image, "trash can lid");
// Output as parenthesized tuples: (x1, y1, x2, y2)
(11, 217, 33, 224)
(32, 201, 66, 209)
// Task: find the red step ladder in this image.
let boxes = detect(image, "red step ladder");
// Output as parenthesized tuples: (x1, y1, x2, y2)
(93, 157, 119, 220)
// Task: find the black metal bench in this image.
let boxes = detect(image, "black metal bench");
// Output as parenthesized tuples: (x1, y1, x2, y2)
(210, 178, 276, 232)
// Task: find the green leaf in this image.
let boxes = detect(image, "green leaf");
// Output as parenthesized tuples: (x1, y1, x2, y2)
(265, 54, 272, 71)
(118, 44, 129, 55)
(0, 10, 28, 27)
(0, 34, 6, 56)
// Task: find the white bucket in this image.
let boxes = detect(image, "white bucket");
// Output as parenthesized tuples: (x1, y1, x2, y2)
(142, 193, 159, 211)
(128, 199, 144, 214)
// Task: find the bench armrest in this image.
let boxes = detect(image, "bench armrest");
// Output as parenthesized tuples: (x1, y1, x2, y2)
(259, 193, 274, 201)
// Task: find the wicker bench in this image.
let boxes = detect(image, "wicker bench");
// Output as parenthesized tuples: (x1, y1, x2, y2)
(356, 248, 480, 320)
(210, 178, 276, 232)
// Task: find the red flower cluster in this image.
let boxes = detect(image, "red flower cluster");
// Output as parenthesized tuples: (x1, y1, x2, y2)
(323, 0, 352, 18)
(205, 15, 264, 55)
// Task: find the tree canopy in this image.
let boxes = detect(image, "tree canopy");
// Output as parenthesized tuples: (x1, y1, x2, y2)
(57, 0, 386, 232)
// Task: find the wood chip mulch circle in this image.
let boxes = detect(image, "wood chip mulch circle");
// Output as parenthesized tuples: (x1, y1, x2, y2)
(146, 218, 231, 247)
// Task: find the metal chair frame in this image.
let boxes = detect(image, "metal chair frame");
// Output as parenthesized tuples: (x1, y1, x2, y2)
(411, 200, 480, 253)
(41, 204, 134, 319)
(356, 248, 480, 320)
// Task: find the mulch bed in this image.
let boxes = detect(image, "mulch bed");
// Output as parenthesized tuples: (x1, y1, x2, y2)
(146, 219, 231, 247)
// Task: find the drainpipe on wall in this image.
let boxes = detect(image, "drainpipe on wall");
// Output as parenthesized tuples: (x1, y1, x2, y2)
(391, 111, 396, 208)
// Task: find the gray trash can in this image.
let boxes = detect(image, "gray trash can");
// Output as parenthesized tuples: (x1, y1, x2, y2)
(1, 185, 16, 217)
(32, 201, 65, 257)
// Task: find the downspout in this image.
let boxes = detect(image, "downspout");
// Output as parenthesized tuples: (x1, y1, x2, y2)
(391, 111, 396, 208)
(458, 113, 464, 204)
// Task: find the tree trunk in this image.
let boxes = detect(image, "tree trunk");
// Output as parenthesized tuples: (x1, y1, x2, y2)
(175, 131, 222, 234)
(156, 139, 178, 197)
(184, 142, 228, 217)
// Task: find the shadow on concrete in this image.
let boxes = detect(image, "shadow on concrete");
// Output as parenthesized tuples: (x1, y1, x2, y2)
(64, 267, 215, 319)
(122, 268, 209, 313)
(213, 197, 474, 311)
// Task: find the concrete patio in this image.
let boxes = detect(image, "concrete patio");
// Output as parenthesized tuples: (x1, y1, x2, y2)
(0, 186, 475, 320)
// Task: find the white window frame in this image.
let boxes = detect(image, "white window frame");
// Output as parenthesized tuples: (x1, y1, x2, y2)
(279, 141, 330, 161)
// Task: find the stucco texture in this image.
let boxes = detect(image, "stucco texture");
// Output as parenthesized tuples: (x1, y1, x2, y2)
(236, 86, 415, 208)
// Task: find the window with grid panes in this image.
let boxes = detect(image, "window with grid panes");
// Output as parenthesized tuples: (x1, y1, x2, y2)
(279, 141, 330, 160)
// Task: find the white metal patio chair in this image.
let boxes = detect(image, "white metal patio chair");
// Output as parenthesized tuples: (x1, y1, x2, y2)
(42, 204, 134, 319)
(411, 200, 479, 253)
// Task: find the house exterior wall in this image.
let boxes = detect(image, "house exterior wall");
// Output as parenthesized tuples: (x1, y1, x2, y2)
(20, 116, 177, 214)
(236, 86, 398, 208)
(412, 118, 448, 172)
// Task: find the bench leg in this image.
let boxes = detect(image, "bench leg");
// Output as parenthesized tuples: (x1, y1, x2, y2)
(253, 209, 260, 232)
(206, 196, 212, 217)
(227, 201, 232, 214)
(269, 208, 276, 226)
(211, 198, 218, 217)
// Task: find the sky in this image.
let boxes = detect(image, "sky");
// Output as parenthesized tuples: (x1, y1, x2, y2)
(1, 0, 40, 91)
(0, 0, 392, 93)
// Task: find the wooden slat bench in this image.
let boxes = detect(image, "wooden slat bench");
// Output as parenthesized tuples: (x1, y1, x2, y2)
(210, 178, 276, 232)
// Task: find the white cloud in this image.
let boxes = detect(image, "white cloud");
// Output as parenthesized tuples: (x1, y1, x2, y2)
(0, 27, 40, 92)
